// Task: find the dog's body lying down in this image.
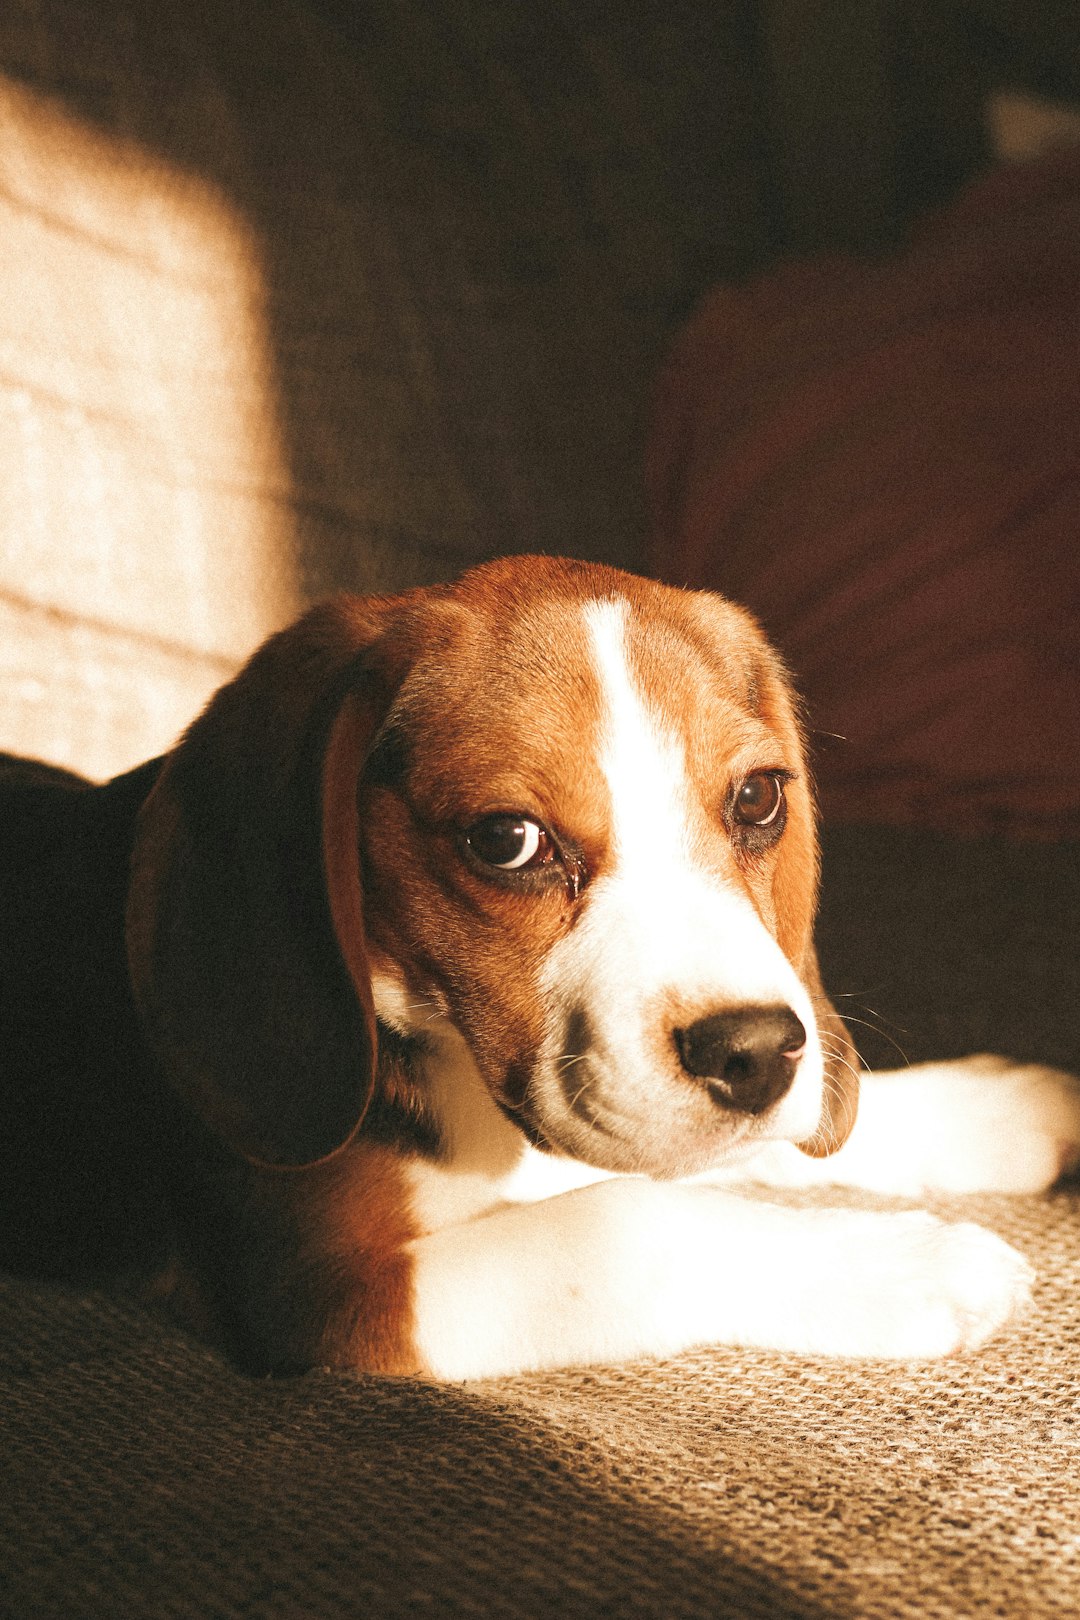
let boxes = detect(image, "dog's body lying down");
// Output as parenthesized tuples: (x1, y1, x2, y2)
(2, 557, 1078, 1378)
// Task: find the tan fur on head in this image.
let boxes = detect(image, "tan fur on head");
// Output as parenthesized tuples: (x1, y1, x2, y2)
(127, 558, 859, 1177)
(97, 559, 1069, 1382)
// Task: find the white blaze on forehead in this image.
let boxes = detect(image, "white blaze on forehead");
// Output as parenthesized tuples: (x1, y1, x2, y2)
(581, 593, 778, 980)
(565, 595, 823, 1147)
(583, 597, 694, 877)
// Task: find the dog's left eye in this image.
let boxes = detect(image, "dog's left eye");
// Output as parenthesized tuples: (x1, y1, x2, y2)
(466, 814, 555, 871)
(734, 771, 787, 828)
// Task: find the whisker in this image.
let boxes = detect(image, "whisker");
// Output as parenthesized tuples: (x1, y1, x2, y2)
(811, 989, 912, 1065)
(819, 1046, 863, 1086)
(386, 999, 445, 1026)
(812, 988, 910, 1038)
(837, 1006, 911, 1039)
(816, 1029, 870, 1081)
(554, 1052, 590, 1073)
(832, 1015, 911, 1066)
(567, 1079, 594, 1112)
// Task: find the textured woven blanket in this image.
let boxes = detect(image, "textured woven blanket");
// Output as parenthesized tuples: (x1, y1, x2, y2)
(1, 5, 1076, 1615)
(2, 826, 1077, 1619)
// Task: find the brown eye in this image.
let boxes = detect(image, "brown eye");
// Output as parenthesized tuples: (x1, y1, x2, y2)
(734, 772, 786, 828)
(466, 814, 554, 871)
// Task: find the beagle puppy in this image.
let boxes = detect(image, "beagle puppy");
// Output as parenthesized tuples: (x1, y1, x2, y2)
(3, 556, 1078, 1378)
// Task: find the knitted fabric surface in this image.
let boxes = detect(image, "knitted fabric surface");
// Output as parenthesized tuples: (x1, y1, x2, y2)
(2, 826, 1078, 1620)
(2, 1188, 1077, 1620)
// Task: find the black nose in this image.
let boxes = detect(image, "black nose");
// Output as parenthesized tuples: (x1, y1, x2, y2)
(674, 1005, 806, 1116)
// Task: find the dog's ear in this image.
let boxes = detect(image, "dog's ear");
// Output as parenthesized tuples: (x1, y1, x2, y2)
(775, 784, 861, 1158)
(748, 640, 861, 1158)
(126, 596, 412, 1168)
(796, 944, 861, 1157)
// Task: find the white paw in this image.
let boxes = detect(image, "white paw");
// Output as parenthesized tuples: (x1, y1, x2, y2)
(742, 1056, 1080, 1196)
(887, 1057, 1080, 1194)
(804, 1210, 1035, 1359)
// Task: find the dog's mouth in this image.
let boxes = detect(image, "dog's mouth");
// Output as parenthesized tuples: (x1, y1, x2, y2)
(497, 1052, 767, 1180)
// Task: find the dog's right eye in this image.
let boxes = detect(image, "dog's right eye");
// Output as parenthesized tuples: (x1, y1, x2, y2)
(465, 814, 555, 872)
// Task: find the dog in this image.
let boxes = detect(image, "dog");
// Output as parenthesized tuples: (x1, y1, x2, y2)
(2, 556, 1078, 1378)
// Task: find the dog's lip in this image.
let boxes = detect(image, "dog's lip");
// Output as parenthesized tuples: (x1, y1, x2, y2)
(550, 1114, 759, 1180)
(495, 1097, 560, 1154)
(559, 1066, 617, 1128)
(553, 1059, 757, 1143)
(502, 1051, 775, 1173)
(532, 1085, 763, 1177)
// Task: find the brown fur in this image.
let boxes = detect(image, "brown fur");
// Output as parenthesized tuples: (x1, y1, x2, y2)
(3, 557, 859, 1373)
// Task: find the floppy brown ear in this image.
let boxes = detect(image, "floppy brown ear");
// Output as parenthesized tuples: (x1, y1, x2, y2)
(126, 597, 407, 1168)
(749, 642, 862, 1158)
(797, 943, 861, 1157)
(777, 771, 861, 1158)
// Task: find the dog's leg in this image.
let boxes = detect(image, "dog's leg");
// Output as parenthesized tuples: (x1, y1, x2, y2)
(405, 1177, 1032, 1379)
(730, 1057, 1080, 1196)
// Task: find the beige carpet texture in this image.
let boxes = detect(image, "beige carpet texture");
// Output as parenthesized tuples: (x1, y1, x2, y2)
(2, 1183, 1078, 1620)
(1, 3, 1077, 1616)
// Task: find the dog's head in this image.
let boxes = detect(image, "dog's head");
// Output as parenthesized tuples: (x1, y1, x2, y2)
(127, 557, 859, 1176)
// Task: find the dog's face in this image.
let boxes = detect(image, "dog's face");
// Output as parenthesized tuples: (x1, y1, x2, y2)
(128, 557, 858, 1176)
(352, 560, 852, 1177)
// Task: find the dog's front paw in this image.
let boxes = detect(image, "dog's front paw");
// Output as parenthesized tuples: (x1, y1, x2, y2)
(892, 1057, 1080, 1194)
(752, 1057, 1080, 1196)
(814, 1210, 1035, 1359)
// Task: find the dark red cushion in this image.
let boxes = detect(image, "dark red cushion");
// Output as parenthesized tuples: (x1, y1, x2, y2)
(646, 154, 1080, 838)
